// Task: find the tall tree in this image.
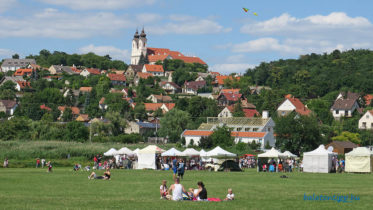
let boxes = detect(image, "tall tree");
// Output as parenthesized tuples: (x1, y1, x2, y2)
(159, 109, 192, 142)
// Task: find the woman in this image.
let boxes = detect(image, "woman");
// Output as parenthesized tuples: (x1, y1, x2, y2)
(159, 180, 168, 199)
(194, 181, 207, 201)
(177, 159, 185, 179)
(88, 168, 111, 180)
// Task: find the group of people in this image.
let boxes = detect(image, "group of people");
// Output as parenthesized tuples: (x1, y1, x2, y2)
(159, 156, 203, 171)
(239, 156, 256, 169)
(332, 157, 345, 173)
(261, 158, 298, 172)
(35, 158, 46, 168)
(160, 179, 234, 202)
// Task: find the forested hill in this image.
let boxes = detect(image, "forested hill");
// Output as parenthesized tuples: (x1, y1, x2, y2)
(245, 49, 373, 98)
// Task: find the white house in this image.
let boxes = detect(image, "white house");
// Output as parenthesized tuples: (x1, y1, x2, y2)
(181, 130, 213, 147)
(142, 64, 164, 76)
(359, 110, 373, 130)
(0, 100, 18, 115)
(1, 59, 36, 72)
(331, 92, 361, 119)
(160, 81, 180, 94)
(277, 95, 311, 116)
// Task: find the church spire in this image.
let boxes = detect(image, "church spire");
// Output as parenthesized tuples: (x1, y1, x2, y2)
(134, 28, 139, 38)
(140, 27, 146, 38)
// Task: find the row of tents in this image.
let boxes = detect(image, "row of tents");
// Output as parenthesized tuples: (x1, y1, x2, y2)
(103, 145, 237, 170)
(258, 145, 373, 173)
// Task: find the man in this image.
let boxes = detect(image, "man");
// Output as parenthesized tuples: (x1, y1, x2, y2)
(172, 158, 178, 180)
(168, 178, 187, 201)
(177, 159, 185, 180)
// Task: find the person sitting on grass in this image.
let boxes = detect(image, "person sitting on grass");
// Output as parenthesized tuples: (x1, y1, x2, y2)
(73, 163, 81, 171)
(160, 180, 168, 199)
(88, 168, 111, 180)
(167, 177, 187, 201)
(224, 188, 235, 201)
(194, 181, 208, 201)
(188, 188, 195, 200)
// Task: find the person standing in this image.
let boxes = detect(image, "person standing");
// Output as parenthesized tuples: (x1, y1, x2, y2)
(168, 178, 187, 201)
(36, 158, 40, 168)
(93, 156, 98, 169)
(3, 158, 8, 168)
(172, 158, 178, 180)
(177, 159, 185, 180)
(41, 159, 46, 168)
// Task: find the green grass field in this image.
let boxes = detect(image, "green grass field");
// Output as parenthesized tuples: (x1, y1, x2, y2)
(0, 168, 371, 210)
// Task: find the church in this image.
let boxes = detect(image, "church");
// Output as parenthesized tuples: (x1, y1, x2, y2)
(130, 28, 206, 66)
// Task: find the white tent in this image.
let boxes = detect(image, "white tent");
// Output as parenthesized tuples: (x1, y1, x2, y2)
(103, 148, 117, 156)
(179, 148, 200, 157)
(113, 147, 134, 156)
(161, 148, 182, 157)
(137, 145, 164, 169)
(303, 145, 337, 173)
(345, 147, 373, 173)
(200, 149, 211, 162)
(205, 146, 236, 158)
(258, 148, 282, 158)
(281, 151, 298, 158)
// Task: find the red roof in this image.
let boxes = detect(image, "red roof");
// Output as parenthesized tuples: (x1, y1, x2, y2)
(108, 73, 126, 81)
(221, 89, 240, 94)
(147, 48, 171, 55)
(144, 64, 164, 73)
(221, 93, 242, 102)
(148, 54, 170, 63)
(161, 81, 181, 89)
(285, 96, 311, 116)
(79, 87, 92, 92)
(369, 110, 373, 116)
(40, 104, 52, 111)
(210, 72, 221, 76)
(16, 81, 31, 89)
(147, 47, 205, 65)
(168, 51, 184, 58)
(216, 75, 240, 85)
(231, 132, 266, 138)
(364, 94, 373, 106)
(137, 72, 154, 79)
(144, 103, 175, 111)
(183, 130, 213, 136)
(58, 106, 80, 115)
(86, 68, 101, 75)
(175, 56, 206, 65)
(243, 109, 260, 118)
(14, 68, 32, 76)
(71, 67, 82, 73)
(99, 97, 106, 104)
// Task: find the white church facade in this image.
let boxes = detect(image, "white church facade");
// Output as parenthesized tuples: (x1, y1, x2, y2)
(131, 28, 147, 65)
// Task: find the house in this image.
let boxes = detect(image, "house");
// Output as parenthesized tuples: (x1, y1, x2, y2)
(218, 105, 259, 118)
(277, 94, 311, 117)
(364, 94, 373, 106)
(40, 104, 52, 111)
(0, 76, 25, 91)
(325, 141, 357, 154)
(76, 114, 90, 122)
(142, 64, 164, 76)
(16, 81, 32, 91)
(1, 59, 36, 72)
(181, 130, 273, 149)
(125, 65, 143, 79)
(217, 92, 243, 106)
(27, 63, 41, 71)
(146, 47, 206, 65)
(331, 92, 361, 119)
(148, 54, 172, 64)
(108, 73, 126, 86)
(182, 81, 206, 95)
(215, 75, 240, 89)
(160, 81, 181, 94)
(125, 121, 160, 135)
(57, 106, 80, 119)
(13, 68, 33, 77)
(147, 94, 172, 103)
(79, 87, 92, 93)
(63, 89, 80, 98)
(0, 100, 18, 115)
(99, 97, 108, 110)
(358, 110, 373, 130)
(144, 103, 175, 115)
(220, 88, 240, 94)
(48, 65, 75, 75)
(134, 72, 154, 86)
(80, 68, 101, 77)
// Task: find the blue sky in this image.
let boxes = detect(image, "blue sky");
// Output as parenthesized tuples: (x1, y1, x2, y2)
(1, 0, 373, 74)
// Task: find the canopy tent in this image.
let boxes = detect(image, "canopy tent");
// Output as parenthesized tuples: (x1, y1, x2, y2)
(281, 151, 298, 158)
(113, 147, 134, 156)
(345, 147, 373, 173)
(303, 145, 337, 173)
(137, 145, 165, 170)
(103, 148, 118, 156)
(258, 148, 282, 158)
(205, 146, 236, 158)
(179, 148, 200, 157)
(199, 149, 211, 162)
(161, 148, 182, 157)
(218, 160, 242, 172)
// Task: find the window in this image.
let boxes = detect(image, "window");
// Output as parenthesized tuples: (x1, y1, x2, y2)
(281, 111, 285, 116)
(268, 127, 271, 132)
(363, 122, 367, 128)
(237, 128, 242, 131)
(253, 128, 258, 132)
(367, 115, 370, 119)
(336, 110, 339, 114)
(371, 123, 373, 128)
(245, 128, 250, 132)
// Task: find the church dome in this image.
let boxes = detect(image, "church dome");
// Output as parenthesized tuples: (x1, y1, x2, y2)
(134, 29, 140, 38)
(140, 28, 146, 38)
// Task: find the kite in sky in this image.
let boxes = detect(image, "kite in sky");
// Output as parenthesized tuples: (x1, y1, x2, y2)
(243, 7, 258, 16)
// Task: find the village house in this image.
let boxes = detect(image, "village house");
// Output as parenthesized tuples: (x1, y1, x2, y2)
(99, 97, 108, 110)
(13, 68, 33, 77)
(144, 103, 175, 115)
(125, 121, 160, 135)
(57, 106, 80, 120)
(1, 59, 36, 72)
(325, 141, 357, 154)
(108, 73, 126, 86)
(79, 87, 92, 94)
(134, 72, 154, 86)
(142, 64, 164, 76)
(277, 94, 311, 117)
(160, 81, 180, 94)
(0, 76, 25, 88)
(214, 75, 240, 89)
(16, 81, 32, 91)
(48, 65, 76, 75)
(0, 100, 18, 115)
(182, 80, 206, 95)
(364, 94, 373, 106)
(80, 68, 101, 77)
(40, 104, 52, 112)
(358, 110, 373, 130)
(147, 94, 172, 103)
(217, 92, 244, 106)
(76, 114, 90, 122)
(218, 105, 259, 118)
(125, 65, 143, 79)
(27, 63, 41, 71)
(330, 92, 361, 119)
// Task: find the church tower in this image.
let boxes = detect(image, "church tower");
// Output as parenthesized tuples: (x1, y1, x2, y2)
(131, 28, 147, 65)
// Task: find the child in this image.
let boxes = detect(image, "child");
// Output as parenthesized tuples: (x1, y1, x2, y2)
(46, 161, 53, 173)
(159, 180, 168, 199)
(224, 188, 234, 201)
(188, 188, 195, 200)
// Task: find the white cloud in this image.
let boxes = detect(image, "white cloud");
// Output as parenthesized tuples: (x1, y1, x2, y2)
(0, 0, 17, 13)
(79, 44, 130, 61)
(237, 12, 373, 55)
(0, 8, 134, 39)
(148, 15, 231, 35)
(38, 0, 156, 10)
(136, 13, 163, 24)
(210, 63, 255, 74)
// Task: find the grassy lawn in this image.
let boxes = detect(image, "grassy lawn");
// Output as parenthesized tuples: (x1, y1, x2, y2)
(0, 168, 371, 209)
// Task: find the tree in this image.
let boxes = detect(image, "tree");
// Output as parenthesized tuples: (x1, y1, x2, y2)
(232, 100, 245, 117)
(138, 54, 149, 65)
(64, 121, 89, 142)
(275, 113, 323, 155)
(332, 131, 361, 145)
(62, 108, 73, 122)
(199, 136, 213, 149)
(12, 54, 20, 59)
(105, 111, 127, 136)
(210, 125, 233, 148)
(159, 109, 192, 142)
(133, 103, 147, 121)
